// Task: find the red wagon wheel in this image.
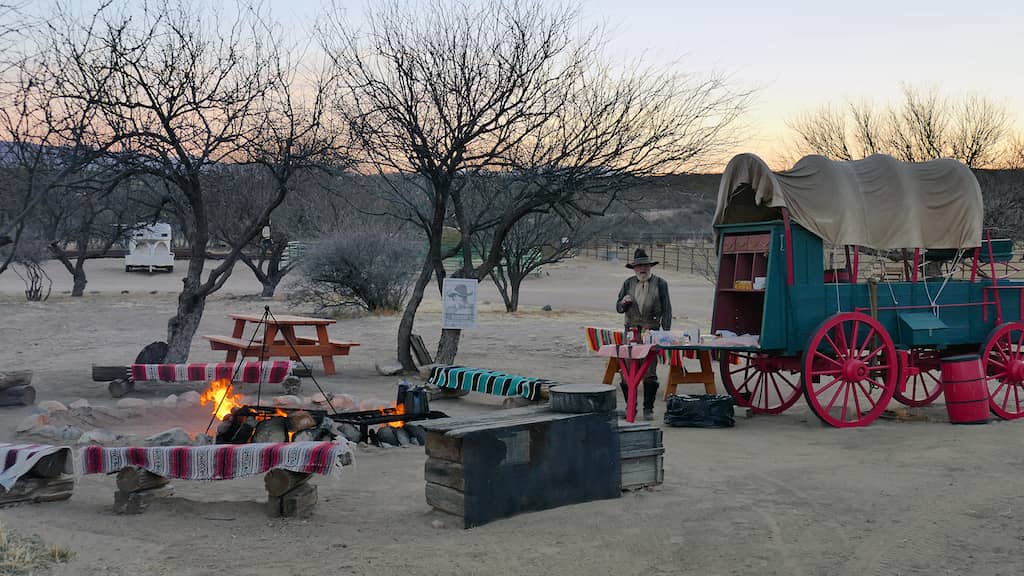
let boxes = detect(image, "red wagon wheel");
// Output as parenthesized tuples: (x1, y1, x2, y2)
(719, 352, 802, 414)
(802, 312, 897, 428)
(893, 350, 943, 407)
(981, 322, 1024, 420)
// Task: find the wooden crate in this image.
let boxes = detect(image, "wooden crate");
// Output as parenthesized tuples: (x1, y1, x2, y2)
(421, 406, 620, 528)
(617, 422, 664, 490)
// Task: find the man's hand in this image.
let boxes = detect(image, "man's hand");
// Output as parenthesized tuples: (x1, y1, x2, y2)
(620, 295, 634, 306)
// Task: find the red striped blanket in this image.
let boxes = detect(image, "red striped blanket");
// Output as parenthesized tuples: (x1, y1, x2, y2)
(130, 361, 293, 384)
(1, 443, 74, 490)
(80, 441, 352, 481)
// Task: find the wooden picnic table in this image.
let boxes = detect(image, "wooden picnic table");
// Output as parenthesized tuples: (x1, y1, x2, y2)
(202, 313, 359, 376)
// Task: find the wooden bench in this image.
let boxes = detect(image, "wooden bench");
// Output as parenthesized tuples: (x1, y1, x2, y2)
(202, 335, 359, 375)
(0, 444, 75, 507)
(80, 442, 353, 517)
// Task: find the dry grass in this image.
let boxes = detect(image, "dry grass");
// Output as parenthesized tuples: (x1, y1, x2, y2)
(0, 521, 74, 575)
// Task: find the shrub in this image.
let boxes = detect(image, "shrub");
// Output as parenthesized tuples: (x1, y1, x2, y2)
(291, 225, 418, 312)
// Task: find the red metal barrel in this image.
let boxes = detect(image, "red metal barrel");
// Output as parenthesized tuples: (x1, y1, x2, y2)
(940, 355, 990, 425)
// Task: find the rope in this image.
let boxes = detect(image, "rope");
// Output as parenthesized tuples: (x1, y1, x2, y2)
(265, 305, 339, 415)
(922, 249, 963, 316)
(204, 307, 270, 435)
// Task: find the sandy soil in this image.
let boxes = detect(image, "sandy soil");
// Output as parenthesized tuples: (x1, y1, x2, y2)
(1, 257, 1022, 576)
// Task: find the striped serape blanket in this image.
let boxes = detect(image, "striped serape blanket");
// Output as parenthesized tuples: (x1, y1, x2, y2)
(426, 365, 552, 401)
(80, 440, 352, 481)
(584, 327, 696, 366)
(130, 361, 293, 384)
(0, 443, 74, 490)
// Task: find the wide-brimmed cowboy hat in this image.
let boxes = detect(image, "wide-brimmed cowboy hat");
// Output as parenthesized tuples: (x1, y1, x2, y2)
(625, 248, 659, 269)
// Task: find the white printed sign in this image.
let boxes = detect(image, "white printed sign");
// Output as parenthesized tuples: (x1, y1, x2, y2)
(442, 278, 478, 329)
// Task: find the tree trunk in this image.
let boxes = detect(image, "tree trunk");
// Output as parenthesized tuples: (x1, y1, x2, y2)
(509, 279, 521, 313)
(71, 264, 88, 297)
(436, 328, 462, 365)
(398, 256, 437, 371)
(165, 256, 208, 363)
(260, 281, 276, 298)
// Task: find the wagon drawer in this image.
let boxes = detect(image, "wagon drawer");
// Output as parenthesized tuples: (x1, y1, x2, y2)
(897, 312, 948, 346)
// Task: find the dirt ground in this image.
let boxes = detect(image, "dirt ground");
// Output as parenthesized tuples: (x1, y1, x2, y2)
(1, 257, 1022, 576)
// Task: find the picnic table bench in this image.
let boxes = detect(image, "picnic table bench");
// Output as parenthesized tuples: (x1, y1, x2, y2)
(203, 313, 359, 375)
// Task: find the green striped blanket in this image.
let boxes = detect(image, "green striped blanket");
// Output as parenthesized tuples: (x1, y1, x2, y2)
(426, 366, 553, 401)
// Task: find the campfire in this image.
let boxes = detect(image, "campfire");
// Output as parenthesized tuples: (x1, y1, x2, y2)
(200, 378, 447, 446)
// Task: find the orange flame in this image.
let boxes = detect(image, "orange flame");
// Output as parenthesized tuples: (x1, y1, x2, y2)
(388, 402, 406, 428)
(200, 378, 243, 420)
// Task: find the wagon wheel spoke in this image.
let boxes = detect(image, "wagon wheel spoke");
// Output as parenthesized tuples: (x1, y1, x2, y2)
(856, 327, 877, 358)
(983, 322, 1024, 420)
(814, 351, 843, 368)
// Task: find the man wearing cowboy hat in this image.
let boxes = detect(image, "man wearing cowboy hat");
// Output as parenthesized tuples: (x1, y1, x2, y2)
(616, 248, 672, 420)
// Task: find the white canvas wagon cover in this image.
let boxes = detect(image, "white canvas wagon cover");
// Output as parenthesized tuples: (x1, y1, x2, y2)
(713, 153, 983, 249)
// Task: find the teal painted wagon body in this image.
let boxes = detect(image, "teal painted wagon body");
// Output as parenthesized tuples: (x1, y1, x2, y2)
(675, 153, 1024, 427)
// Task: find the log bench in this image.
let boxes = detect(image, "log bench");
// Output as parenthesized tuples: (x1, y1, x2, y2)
(0, 443, 75, 507)
(0, 370, 35, 407)
(91, 360, 304, 398)
(80, 441, 354, 517)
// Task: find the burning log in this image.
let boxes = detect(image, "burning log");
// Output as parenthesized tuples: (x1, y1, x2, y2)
(116, 467, 170, 493)
(264, 469, 311, 498)
(253, 417, 289, 443)
(287, 410, 316, 433)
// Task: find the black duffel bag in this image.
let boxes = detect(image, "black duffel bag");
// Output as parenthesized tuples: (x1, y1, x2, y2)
(663, 394, 735, 428)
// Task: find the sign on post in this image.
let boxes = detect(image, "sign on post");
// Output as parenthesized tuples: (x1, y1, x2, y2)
(442, 278, 477, 329)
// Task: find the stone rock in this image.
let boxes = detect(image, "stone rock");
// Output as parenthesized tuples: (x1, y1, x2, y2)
(38, 400, 68, 412)
(162, 394, 178, 408)
(376, 427, 399, 446)
(78, 428, 119, 445)
(146, 427, 193, 447)
(59, 425, 83, 442)
(431, 519, 446, 529)
(338, 423, 362, 443)
(117, 398, 149, 409)
(375, 360, 405, 376)
(333, 394, 356, 411)
(404, 424, 426, 446)
(31, 425, 58, 440)
(282, 375, 302, 395)
(179, 390, 201, 406)
(542, 304, 553, 311)
(273, 395, 303, 408)
(90, 406, 125, 421)
(394, 428, 411, 447)
(310, 392, 334, 405)
(16, 414, 48, 433)
(193, 433, 213, 446)
(69, 398, 90, 409)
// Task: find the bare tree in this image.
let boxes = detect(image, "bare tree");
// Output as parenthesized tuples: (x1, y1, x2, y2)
(33, 0, 336, 361)
(788, 85, 1013, 168)
(322, 0, 752, 369)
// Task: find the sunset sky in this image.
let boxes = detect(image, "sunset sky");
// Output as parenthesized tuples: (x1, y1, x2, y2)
(267, 0, 1024, 169)
(31, 0, 1024, 170)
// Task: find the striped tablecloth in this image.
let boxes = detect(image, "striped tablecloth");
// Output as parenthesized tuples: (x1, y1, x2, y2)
(584, 327, 695, 366)
(80, 440, 352, 481)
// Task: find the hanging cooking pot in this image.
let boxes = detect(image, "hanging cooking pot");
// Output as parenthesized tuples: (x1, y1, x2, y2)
(404, 386, 429, 415)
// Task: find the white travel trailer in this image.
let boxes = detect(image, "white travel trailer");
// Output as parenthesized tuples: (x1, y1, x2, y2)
(125, 222, 175, 273)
